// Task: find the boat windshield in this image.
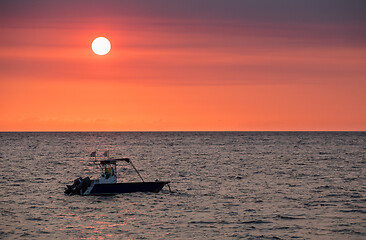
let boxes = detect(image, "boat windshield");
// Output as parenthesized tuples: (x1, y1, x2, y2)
(105, 166, 115, 175)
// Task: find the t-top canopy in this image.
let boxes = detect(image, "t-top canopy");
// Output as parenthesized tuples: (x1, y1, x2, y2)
(99, 158, 130, 165)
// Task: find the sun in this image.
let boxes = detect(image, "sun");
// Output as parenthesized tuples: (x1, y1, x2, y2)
(92, 37, 111, 55)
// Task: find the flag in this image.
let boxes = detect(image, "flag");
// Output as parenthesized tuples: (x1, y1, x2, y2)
(103, 151, 109, 157)
(90, 151, 96, 157)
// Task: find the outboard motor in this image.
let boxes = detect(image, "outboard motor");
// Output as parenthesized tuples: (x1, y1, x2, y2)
(65, 177, 91, 195)
(79, 177, 91, 193)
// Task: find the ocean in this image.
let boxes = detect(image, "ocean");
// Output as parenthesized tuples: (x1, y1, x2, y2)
(0, 132, 365, 239)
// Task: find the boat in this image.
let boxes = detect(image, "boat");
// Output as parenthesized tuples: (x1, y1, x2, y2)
(64, 152, 170, 196)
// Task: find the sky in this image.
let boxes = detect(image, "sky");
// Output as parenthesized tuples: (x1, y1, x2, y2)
(0, 0, 365, 131)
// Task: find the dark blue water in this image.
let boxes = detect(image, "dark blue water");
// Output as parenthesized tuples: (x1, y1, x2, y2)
(0, 132, 365, 239)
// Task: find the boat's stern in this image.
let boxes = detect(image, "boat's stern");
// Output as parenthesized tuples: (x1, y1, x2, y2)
(64, 177, 92, 195)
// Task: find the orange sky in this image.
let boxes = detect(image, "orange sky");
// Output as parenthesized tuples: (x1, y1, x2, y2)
(0, 0, 365, 131)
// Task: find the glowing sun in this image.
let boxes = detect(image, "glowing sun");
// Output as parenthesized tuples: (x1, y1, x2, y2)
(92, 37, 111, 55)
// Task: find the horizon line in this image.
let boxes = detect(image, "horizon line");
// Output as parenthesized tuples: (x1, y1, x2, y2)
(0, 130, 365, 133)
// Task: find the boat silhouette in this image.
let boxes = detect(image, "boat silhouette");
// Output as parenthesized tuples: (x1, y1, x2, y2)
(65, 152, 170, 195)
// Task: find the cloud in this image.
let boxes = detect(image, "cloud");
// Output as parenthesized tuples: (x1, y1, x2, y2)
(1, 0, 365, 24)
(0, 0, 365, 86)
(1, 1, 365, 51)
